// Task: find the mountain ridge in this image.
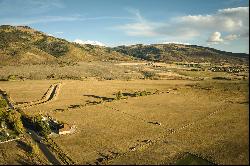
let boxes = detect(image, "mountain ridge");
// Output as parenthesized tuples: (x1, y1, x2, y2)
(112, 44, 249, 64)
(0, 25, 248, 65)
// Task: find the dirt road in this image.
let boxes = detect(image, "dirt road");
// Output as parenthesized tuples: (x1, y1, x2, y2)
(16, 82, 61, 109)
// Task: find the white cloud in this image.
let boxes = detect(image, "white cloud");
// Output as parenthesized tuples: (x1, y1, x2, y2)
(0, 15, 135, 26)
(0, 15, 82, 25)
(218, 6, 249, 14)
(178, 7, 248, 33)
(207, 32, 224, 44)
(115, 9, 162, 37)
(207, 32, 242, 45)
(74, 39, 106, 46)
(115, 7, 249, 41)
(224, 34, 239, 40)
(207, 32, 241, 45)
(116, 22, 160, 37)
(0, 0, 64, 16)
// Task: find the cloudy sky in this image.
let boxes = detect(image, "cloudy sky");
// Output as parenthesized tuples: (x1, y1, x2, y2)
(0, 0, 249, 53)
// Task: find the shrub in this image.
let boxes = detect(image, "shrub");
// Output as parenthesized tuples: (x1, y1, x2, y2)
(139, 90, 147, 96)
(134, 90, 151, 97)
(115, 91, 123, 100)
(0, 98, 7, 108)
(35, 38, 69, 57)
(142, 71, 156, 79)
(212, 77, 231, 80)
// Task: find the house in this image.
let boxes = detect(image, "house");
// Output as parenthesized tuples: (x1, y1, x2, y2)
(58, 123, 72, 135)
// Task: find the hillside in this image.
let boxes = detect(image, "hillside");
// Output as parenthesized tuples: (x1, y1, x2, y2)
(0, 25, 132, 65)
(112, 44, 249, 64)
(0, 25, 248, 65)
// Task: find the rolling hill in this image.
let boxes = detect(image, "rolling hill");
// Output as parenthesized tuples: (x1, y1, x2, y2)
(0, 25, 132, 65)
(0, 25, 248, 65)
(112, 44, 249, 64)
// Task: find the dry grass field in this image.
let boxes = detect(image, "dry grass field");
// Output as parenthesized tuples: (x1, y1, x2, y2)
(0, 141, 32, 165)
(0, 18, 249, 165)
(0, 137, 49, 165)
(0, 78, 248, 165)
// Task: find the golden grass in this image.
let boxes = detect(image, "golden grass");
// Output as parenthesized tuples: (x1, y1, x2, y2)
(0, 79, 248, 164)
(0, 141, 33, 164)
(0, 80, 57, 102)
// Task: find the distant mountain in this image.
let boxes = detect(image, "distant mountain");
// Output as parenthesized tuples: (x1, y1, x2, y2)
(112, 44, 249, 64)
(0, 25, 248, 65)
(0, 25, 132, 65)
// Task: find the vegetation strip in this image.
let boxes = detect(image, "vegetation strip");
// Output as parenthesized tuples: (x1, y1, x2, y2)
(58, 89, 171, 112)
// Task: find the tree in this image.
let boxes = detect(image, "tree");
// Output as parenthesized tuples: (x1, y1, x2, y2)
(34, 115, 51, 137)
(6, 110, 24, 134)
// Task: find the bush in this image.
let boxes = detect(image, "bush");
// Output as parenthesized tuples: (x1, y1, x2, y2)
(134, 90, 151, 97)
(212, 77, 231, 80)
(0, 99, 7, 108)
(115, 91, 123, 100)
(142, 71, 156, 79)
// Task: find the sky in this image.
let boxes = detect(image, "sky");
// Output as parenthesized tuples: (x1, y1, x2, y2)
(0, 0, 249, 53)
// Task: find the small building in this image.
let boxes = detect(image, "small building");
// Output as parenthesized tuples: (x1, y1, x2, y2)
(58, 123, 71, 135)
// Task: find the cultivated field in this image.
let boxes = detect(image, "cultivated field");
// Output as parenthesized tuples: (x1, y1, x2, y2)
(0, 77, 248, 165)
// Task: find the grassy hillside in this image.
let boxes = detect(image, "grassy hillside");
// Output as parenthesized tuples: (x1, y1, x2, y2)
(0, 25, 132, 65)
(112, 44, 249, 64)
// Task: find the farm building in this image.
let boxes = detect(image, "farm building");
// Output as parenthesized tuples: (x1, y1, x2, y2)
(58, 123, 72, 135)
